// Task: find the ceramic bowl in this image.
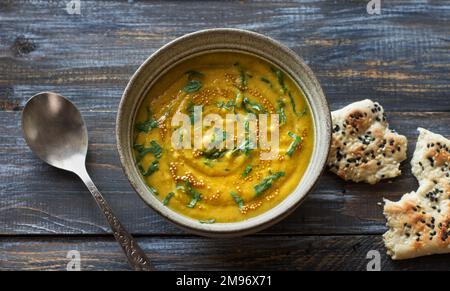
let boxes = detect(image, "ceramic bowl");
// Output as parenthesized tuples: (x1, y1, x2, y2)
(116, 28, 331, 237)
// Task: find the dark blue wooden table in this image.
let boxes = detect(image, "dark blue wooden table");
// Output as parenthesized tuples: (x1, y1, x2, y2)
(0, 0, 449, 270)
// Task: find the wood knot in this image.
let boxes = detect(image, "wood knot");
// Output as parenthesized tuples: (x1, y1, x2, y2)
(11, 36, 37, 56)
(0, 87, 20, 111)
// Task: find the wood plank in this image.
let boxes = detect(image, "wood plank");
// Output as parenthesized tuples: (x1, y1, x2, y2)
(0, 1, 449, 112)
(0, 235, 449, 271)
(1, 110, 449, 235)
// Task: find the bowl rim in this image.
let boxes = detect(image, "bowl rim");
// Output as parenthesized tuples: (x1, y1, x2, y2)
(116, 28, 331, 237)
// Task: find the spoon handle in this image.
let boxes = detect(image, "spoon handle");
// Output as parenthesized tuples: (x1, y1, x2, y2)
(77, 168, 154, 271)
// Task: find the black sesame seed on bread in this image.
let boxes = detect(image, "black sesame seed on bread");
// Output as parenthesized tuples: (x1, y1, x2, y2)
(327, 99, 408, 184)
(383, 128, 450, 260)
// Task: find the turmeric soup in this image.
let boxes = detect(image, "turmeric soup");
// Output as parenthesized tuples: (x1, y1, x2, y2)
(133, 52, 314, 223)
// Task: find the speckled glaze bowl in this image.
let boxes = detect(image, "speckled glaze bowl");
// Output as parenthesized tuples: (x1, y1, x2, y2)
(116, 28, 331, 237)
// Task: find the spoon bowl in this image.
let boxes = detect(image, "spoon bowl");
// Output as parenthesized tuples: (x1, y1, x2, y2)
(22, 92, 87, 173)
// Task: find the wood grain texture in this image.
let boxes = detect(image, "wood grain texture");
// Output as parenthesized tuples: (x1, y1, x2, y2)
(1, 235, 449, 271)
(0, 0, 449, 270)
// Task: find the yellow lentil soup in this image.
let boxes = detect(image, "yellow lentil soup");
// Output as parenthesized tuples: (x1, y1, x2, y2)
(133, 52, 314, 223)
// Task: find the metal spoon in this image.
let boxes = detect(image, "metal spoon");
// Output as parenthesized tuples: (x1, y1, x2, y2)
(21, 92, 153, 271)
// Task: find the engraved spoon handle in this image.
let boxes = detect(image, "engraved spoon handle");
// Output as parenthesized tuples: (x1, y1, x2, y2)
(77, 167, 153, 271)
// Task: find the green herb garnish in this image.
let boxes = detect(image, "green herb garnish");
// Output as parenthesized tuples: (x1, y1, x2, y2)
(298, 106, 307, 117)
(231, 191, 245, 210)
(270, 67, 300, 116)
(183, 79, 202, 93)
(271, 67, 288, 94)
(179, 131, 184, 143)
(187, 192, 202, 208)
(186, 102, 202, 123)
(183, 70, 203, 93)
(201, 129, 227, 159)
(235, 91, 243, 108)
(217, 100, 236, 111)
(232, 139, 254, 156)
(260, 77, 273, 88)
(286, 131, 302, 157)
(232, 120, 254, 156)
(234, 62, 251, 88)
(135, 119, 158, 132)
(277, 99, 287, 125)
(203, 158, 213, 167)
(242, 97, 266, 114)
(186, 182, 202, 208)
(254, 171, 285, 196)
(135, 107, 158, 132)
(163, 192, 175, 206)
(187, 101, 195, 123)
(242, 164, 253, 177)
(134, 140, 162, 162)
(176, 183, 186, 192)
(199, 218, 216, 224)
(138, 160, 159, 176)
(201, 147, 228, 159)
(211, 128, 227, 146)
(288, 91, 297, 115)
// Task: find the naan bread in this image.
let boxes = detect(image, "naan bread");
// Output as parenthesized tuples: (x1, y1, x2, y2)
(383, 128, 450, 260)
(328, 99, 408, 184)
